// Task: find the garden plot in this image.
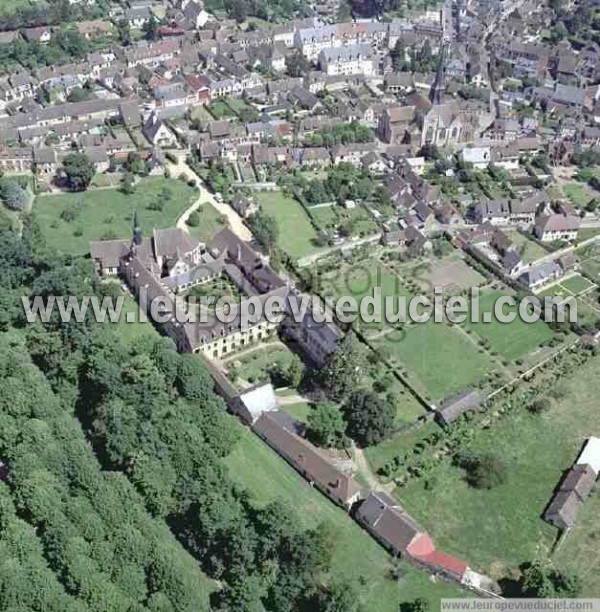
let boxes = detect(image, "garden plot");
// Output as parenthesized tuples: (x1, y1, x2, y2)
(577, 242, 600, 282)
(425, 253, 487, 292)
(373, 322, 495, 403)
(462, 289, 554, 361)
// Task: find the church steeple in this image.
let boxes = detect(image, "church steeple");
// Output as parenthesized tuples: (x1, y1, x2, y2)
(132, 210, 142, 247)
(429, 43, 447, 106)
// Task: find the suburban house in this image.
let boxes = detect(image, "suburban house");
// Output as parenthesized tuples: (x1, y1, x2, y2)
(518, 260, 563, 290)
(142, 114, 176, 147)
(534, 212, 580, 242)
(472, 198, 538, 226)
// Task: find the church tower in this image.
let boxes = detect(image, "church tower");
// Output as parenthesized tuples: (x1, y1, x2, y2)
(429, 43, 447, 106)
(132, 210, 143, 248)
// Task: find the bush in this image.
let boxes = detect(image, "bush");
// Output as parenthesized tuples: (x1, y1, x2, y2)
(0, 181, 27, 211)
(528, 397, 550, 415)
(456, 451, 507, 489)
(186, 211, 200, 227)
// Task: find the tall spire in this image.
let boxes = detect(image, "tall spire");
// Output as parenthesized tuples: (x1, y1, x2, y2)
(132, 210, 142, 247)
(429, 43, 447, 106)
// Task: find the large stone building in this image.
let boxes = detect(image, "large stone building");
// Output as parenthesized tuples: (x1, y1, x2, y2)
(90, 222, 341, 364)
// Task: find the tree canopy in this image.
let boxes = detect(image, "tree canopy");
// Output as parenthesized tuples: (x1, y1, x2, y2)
(61, 153, 95, 192)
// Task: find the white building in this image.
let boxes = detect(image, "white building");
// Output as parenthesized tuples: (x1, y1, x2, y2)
(459, 146, 491, 169)
(318, 44, 374, 77)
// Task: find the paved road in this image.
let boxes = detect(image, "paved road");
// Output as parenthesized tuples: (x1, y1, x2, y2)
(168, 158, 254, 242)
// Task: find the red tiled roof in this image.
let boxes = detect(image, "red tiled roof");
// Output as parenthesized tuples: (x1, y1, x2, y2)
(413, 549, 469, 580)
(406, 532, 435, 557)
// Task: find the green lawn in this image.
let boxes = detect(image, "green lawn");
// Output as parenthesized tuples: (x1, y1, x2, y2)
(224, 427, 465, 611)
(226, 343, 295, 387)
(34, 178, 196, 256)
(580, 256, 600, 282)
(117, 294, 159, 343)
(537, 285, 572, 300)
(365, 422, 440, 477)
(505, 230, 548, 264)
(320, 259, 416, 308)
(559, 274, 595, 296)
(208, 100, 235, 119)
(254, 191, 322, 259)
(396, 353, 600, 592)
(310, 205, 338, 229)
(281, 401, 313, 423)
(563, 183, 594, 208)
(374, 323, 494, 402)
(462, 290, 554, 360)
(187, 201, 227, 243)
(189, 106, 213, 123)
(309, 204, 378, 237)
(577, 228, 600, 243)
(320, 259, 419, 335)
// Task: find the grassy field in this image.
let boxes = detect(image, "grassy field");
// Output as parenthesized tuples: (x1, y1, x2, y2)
(559, 274, 595, 296)
(553, 484, 600, 594)
(187, 201, 227, 243)
(577, 228, 600, 243)
(579, 252, 600, 282)
(425, 253, 486, 291)
(224, 427, 465, 610)
(319, 258, 419, 335)
(117, 294, 160, 343)
(34, 178, 196, 255)
(208, 99, 235, 119)
(310, 204, 338, 229)
(365, 421, 440, 476)
(254, 191, 322, 259)
(462, 290, 554, 360)
(225, 343, 295, 387)
(505, 230, 548, 264)
(189, 105, 213, 123)
(562, 183, 594, 209)
(396, 353, 600, 592)
(280, 401, 313, 423)
(374, 323, 494, 402)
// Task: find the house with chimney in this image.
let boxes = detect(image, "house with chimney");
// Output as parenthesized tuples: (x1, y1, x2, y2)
(143, 113, 176, 147)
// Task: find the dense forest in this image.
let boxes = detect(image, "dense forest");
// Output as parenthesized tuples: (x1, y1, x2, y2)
(0, 209, 358, 611)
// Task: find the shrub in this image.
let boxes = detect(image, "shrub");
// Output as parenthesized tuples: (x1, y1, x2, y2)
(186, 211, 200, 227)
(456, 451, 507, 489)
(528, 397, 550, 415)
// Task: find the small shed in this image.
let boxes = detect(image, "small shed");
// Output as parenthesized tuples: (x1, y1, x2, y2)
(435, 390, 481, 427)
